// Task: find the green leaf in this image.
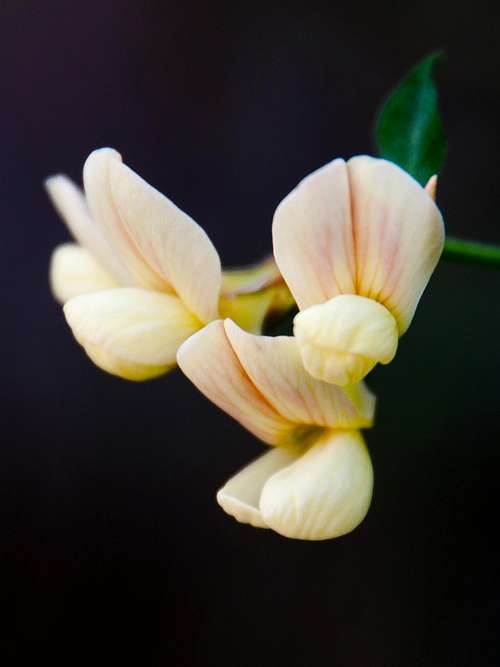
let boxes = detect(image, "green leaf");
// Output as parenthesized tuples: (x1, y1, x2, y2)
(375, 52, 447, 185)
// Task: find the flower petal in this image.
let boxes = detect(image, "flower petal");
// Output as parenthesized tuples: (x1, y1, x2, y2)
(83, 149, 169, 292)
(425, 174, 438, 201)
(105, 152, 222, 322)
(347, 156, 444, 331)
(223, 319, 375, 429)
(260, 430, 373, 540)
(177, 321, 294, 445)
(50, 243, 119, 303)
(293, 294, 399, 385)
(221, 256, 283, 297)
(45, 174, 131, 284)
(219, 289, 275, 334)
(272, 156, 444, 333)
(272, 158, 356, 309)
(63, 288, 201, 380)
(216, 446, 300, 528)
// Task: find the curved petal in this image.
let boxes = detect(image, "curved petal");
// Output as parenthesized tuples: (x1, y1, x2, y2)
(83, 149, 169, 292)
(224, 320, 375, 429)
(221, 256, 283, 297)
(260, 430, 373, 540)
(50, 243, 119, 303)
(425, 174, 438, 201)
(293, 294, 399, 385)
(220, 285, 295, 336)
(347, 156, 444, 331)
(272, 156, 444, 333)
(64, 288, 201, 381)
(106, 153, 221, 322)
(45, 174, 131, 284)
(177, 321, 294, 445)
(216, 446, 300, 528)
(272, 158, 356, 309)
(219, 289, 275, 335)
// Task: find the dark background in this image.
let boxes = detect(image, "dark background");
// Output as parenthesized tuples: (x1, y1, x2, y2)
(2, 1, 500, 665)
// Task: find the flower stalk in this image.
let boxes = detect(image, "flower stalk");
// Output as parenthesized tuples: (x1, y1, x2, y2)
(442, 236, 500, 268)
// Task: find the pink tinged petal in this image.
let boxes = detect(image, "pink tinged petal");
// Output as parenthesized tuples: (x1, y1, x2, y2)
(106, 155, 221, 322)
(347, 156, 445, 332)
(216, 446, 300, 528)
(176, 321, 294, 445)
(49, 243, 119, 304)
(425, 174, 438, 201)
(260, 430, 373, 540)
(272, 158, 356, 309)
(223, 319, 375, 429)
(45, 174, 131, 285)
(83, 149, 169, 292)
(63, 288, 201, 381)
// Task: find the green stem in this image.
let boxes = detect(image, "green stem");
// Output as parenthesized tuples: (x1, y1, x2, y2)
(442, 237, 500, 267)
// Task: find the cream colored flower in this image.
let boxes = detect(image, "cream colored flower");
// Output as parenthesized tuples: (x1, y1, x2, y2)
(272, 156, 444, 385)
(47, 148, 292, 380)
(177, 319, 376, 540)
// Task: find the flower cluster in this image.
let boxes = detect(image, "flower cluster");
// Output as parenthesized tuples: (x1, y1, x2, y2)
(47, 148, 292, 380)
(47, 150, 444, 540)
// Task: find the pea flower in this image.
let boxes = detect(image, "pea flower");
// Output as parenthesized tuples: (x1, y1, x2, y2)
(177, 318, 376, 540)
(272, 156, 444, 385)
(47, 148, 292, 381)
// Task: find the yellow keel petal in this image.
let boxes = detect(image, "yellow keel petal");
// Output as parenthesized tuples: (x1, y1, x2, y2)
(260, 430, 373, 540)
(217, 446, 300, 528)
(64, 288, 201, 380)
(219, 290, 275, 334)
(50, 243, 119, 304)
(294, 294, 399, 385)
(221, 256, 283, 296)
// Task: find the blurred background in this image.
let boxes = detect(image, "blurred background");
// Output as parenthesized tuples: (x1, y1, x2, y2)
(2, 1, 500, 664)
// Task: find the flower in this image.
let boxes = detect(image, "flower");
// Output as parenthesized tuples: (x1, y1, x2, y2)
(177, 318, 376, 540)
(47, 148, 292, 381)
(272, 156, 444, 385)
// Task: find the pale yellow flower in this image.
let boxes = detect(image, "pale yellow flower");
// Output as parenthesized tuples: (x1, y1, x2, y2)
(47, 148, 292, 380)
(177, 319, 376, 540)
(272, 156, 444, 385)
